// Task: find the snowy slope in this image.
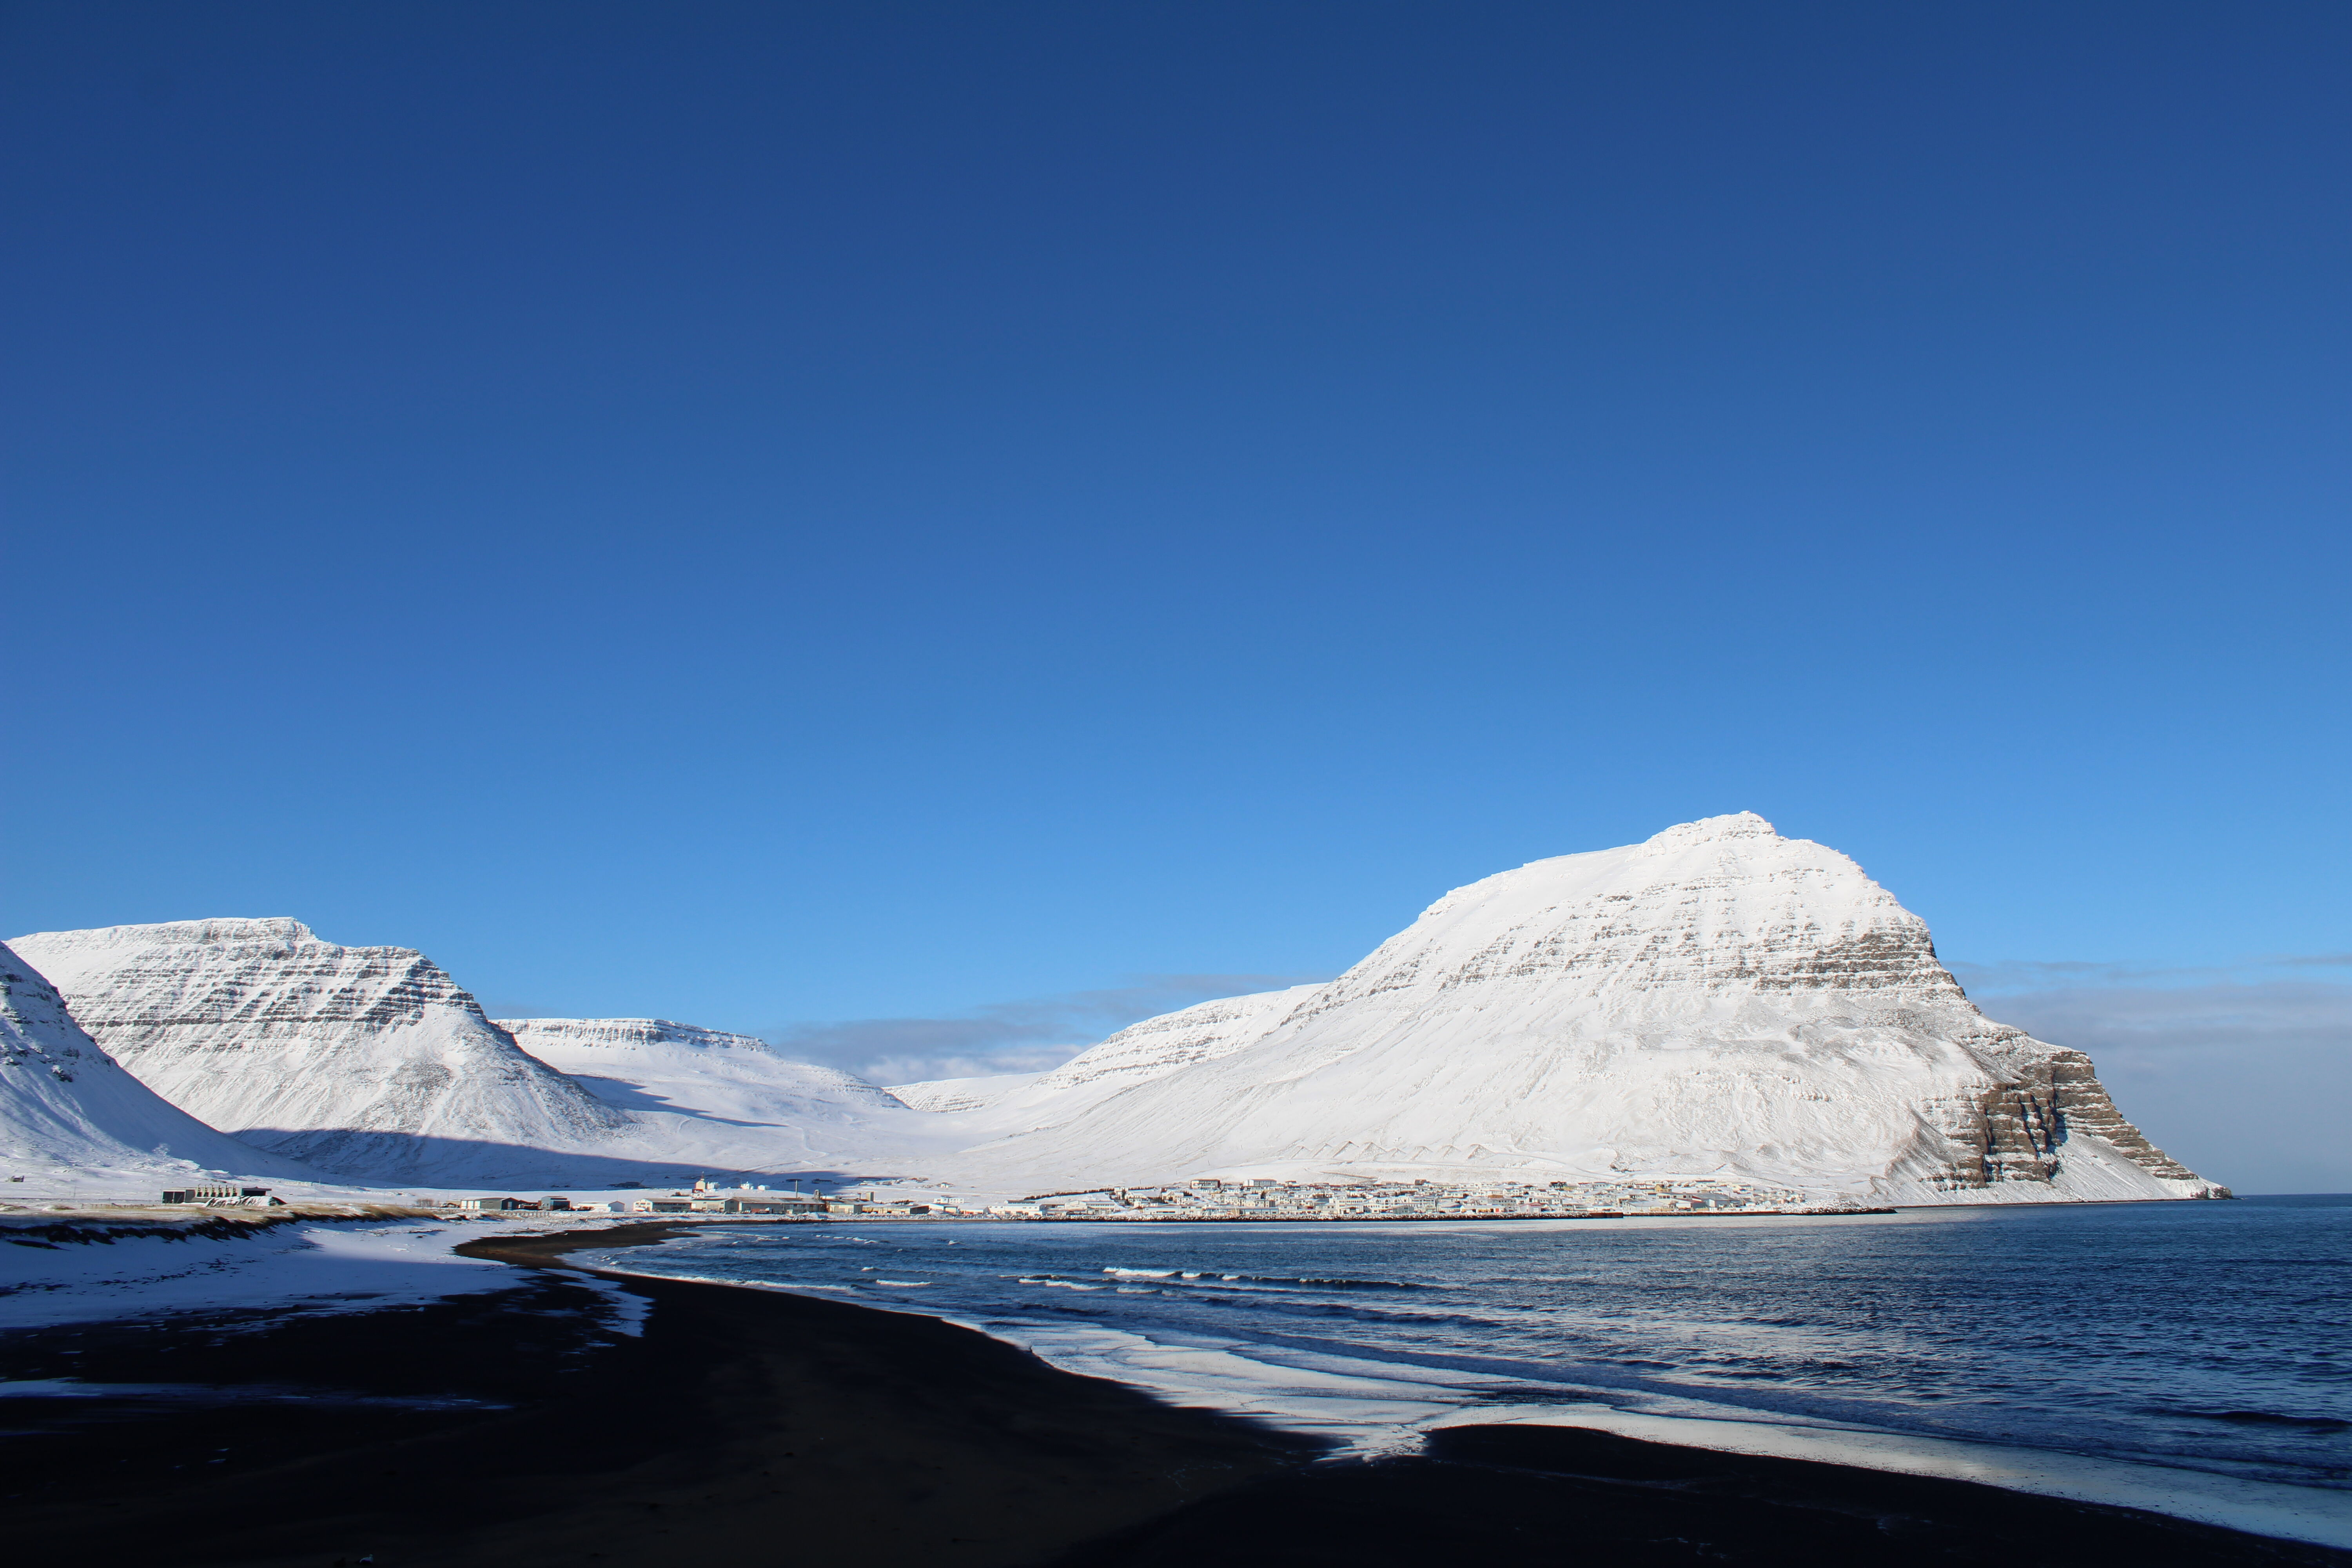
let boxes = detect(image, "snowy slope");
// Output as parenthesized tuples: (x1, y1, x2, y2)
(1026, 984, 1328, 1100)
(9, 920, 628, 1184)
(946, 815, 2221, 1203)
(0, 941, 316, 1185)
(909, 984, 1326, 1141)
(886, 1071, 1045, 1113)
(499, 1017, 953, 1172)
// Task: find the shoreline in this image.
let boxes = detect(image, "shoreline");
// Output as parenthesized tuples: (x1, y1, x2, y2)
(915, 1206, 1900, 1222)
(3, 1218, 1317, 1568)
(2, 1218, 2344, 1566)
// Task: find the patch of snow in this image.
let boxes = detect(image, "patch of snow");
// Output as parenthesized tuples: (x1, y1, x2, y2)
(0, 1220, 514, 1330)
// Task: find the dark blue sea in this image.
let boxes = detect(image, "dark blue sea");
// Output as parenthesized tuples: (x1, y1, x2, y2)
(579, 1196, 2352, 1546)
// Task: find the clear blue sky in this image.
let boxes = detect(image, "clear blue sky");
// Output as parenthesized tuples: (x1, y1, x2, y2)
(5, 3, 2345, 1180)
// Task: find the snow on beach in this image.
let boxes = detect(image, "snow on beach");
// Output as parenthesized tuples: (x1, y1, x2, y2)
(976, 1314, 2352, 1551)
(0, 1212, 650, 1334)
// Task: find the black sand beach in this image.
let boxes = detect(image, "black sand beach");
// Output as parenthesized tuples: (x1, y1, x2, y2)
(3, 1221, 2343, 1568)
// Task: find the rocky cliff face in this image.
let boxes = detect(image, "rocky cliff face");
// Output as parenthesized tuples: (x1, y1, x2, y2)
(0, 940, 316, 1182)
(9, 920, 628, 1181)
(1920, 1029, 2207, 1192)
(946, 815, 2222, 1202)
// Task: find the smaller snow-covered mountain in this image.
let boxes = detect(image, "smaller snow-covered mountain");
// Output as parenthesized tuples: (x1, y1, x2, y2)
(9, 920, 967, 1187)
(901, 984, 1326, 1142)
(499, 1017, 947, 1172)
(10, 920, 628, 1184)
(0, 941, 316, 1185)
(1024, 984, 1327, 1102)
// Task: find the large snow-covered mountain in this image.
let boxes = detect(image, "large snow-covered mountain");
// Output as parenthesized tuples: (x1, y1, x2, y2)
(0, 941, 317, 1185)
(499, 1016, 949, 1172)
(9, 920, 629, 1184)
(942, 815, 2221, 1204)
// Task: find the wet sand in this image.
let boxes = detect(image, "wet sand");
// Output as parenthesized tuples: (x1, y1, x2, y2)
(2, 1221, 2343, 1567)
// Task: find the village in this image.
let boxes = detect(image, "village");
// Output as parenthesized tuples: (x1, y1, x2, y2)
(421, 1174, 1885, 1221)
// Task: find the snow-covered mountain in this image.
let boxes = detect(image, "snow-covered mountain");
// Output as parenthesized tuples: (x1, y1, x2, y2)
(499, 1016, 949, 1172)
(15, 817, 2221, 1205)
(0, 941, 317, 1185)
(943, 815, 2222, 1203)
(9, 920, 628, 1184)
(6, 919, 963, 1187)
(1024, 984, 1328, 1101)
(898, 984, 1327, 1140)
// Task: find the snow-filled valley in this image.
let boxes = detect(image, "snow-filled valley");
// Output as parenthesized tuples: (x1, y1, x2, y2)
(3, 815, 2224, 1207)
(497, 1015, 962, 1174)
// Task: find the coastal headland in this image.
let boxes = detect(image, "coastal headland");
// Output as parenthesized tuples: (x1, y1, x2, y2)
(2, 1220, 2342, 1568)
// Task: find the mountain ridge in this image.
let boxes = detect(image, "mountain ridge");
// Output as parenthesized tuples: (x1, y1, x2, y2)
(10, 919, 630, 1183)
(931, 814, 2220, 1203)
(5, 816, 2225, 1204)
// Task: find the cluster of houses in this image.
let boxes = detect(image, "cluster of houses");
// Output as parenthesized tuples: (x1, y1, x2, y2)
(975, 1176, 1841, 1220)
(441, 1178, 934, 1218)
(433, 1175, 1871, 1223)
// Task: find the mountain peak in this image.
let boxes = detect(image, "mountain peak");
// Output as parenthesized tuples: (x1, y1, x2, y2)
(1640, 811, 1779, 851)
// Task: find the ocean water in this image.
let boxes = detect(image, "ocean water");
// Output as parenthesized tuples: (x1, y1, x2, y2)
(579, 1196, 2352, 1544)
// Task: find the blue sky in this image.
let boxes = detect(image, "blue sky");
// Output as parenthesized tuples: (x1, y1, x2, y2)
(5, 3, 2345, 1186)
